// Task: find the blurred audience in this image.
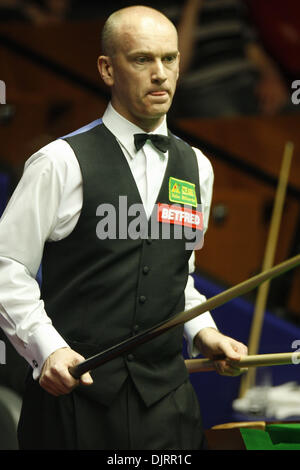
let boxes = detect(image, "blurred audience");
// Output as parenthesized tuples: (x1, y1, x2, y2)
(245, 0, 300, 85)
(0, 0, 298, 118)
(0, 0, 71, 24)
(0, 0, 135, 23)
(165, 0, 294, 119)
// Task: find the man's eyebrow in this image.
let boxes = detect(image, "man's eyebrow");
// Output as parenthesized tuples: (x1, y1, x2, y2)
(128, 50, 179, 57)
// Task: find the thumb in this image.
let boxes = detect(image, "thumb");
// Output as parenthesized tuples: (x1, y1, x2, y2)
(70, 353, 93, 385)
(80, 371, 93, 386)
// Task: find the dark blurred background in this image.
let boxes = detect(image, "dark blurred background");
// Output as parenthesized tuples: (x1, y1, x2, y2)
(0, 0, 300, 443)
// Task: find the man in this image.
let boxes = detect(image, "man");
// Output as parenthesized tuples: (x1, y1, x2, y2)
(0, 6, 247, 449)
(174, 0, 290, 118)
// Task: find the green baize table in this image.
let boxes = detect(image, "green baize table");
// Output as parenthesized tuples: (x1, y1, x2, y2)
(205, 422, 300, 450)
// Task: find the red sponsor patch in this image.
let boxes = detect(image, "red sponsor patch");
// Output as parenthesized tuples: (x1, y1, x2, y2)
(157, 203, 203, 230)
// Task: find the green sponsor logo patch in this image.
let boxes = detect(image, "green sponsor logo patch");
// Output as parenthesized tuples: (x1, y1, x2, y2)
(169, 177, 197, 207)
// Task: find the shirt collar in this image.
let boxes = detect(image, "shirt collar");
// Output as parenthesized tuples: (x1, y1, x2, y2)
(102, 102, 168, 159)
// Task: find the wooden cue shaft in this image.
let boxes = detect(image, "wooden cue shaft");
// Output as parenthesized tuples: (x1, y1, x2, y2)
(239, 142, 294, 398)
(185, 352, 300, 373)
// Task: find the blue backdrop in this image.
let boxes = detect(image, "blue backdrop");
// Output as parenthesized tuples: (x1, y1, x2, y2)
(0, 173, 10, 217)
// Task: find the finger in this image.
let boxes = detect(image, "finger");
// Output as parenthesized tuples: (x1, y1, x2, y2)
(224, 366, 245, 377)
(41, 365, 79, 395)
(39, 375, 70, 396)
(214, 360, 245, 376)
(40, 383, 63, 397)
(214, 360, 231, 375)
(42, 378, 78, 396)
(40, 371, 75, 394)
(51, 363, 79, 390)
(223, 362, 248, 376)
(218, 366, 241, 376)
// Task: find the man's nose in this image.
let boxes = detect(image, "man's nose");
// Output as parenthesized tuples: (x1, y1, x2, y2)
(151, 60, 167, 83)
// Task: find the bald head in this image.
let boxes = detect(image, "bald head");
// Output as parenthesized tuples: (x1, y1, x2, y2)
(98, 5, 180, 131)
(101, 6, 177, 56)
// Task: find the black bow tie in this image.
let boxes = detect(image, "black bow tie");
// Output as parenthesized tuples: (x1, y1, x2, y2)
(134, 133, 171, 153)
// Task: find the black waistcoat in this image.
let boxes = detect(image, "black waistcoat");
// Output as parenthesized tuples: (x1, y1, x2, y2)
(41, 123, 202, 407)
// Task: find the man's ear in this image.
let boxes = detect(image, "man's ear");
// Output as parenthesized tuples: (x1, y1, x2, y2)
(97, 56, 114, 87)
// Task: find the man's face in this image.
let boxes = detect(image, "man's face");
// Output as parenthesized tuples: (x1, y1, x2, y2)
(100, 16, 180, 130)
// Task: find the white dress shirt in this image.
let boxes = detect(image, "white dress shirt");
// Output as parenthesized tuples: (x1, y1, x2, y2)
(0, 103, 217, 379)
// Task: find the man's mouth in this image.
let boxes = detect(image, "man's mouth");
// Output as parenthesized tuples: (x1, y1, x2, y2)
(147, 90, 169, 100)
(149, 91, 167, 95)
(144, 89, 171, 108)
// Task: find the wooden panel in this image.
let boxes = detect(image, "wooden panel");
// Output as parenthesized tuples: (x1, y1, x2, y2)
(205, 428, 246, 450)
(177, 116, 300, 191)
(0, 20, 107, 93)
(0, 99, 108, 169)
(0, 21, 108, 168)
(0, 44, 92, 103)
(196, 187, 299, 285)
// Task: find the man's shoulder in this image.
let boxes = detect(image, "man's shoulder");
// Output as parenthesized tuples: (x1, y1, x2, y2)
(191, 146, 213, 174)
(25, 138, 74, 168)
(23, 137, 76, 176)
(170, 132, 213, 173)
(25, 119, 104, 169)
(59, 118, 103, 140)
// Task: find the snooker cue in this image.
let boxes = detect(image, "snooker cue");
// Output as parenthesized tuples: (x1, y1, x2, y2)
(185, 351, 300, 373)
(69, 253, 300, 379)
(238, 142, 294, 398)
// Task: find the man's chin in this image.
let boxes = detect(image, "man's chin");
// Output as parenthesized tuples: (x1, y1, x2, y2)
(145, 102, 172, 119)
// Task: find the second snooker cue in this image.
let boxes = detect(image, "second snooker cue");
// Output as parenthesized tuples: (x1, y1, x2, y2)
(185, 352, 300, 373)
(238, 142, 294, 398)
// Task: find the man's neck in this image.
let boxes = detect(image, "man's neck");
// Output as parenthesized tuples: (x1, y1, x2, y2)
(137, 117, 166, 133)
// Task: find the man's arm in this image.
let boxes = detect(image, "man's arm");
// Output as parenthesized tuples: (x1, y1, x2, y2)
(184, 147, 248, 376)
(184, 255, 218, 357)
(184, 260, 248, 376)
(246, 42, 289, 115)
(177, 0, 204, 76)
(183, 146, 216, 355)
(0, 142, 93, 394)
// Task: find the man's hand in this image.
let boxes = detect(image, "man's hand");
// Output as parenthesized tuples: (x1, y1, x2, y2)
(246, 42, 289, 116)
(255, 72, 289, 116)
(39, 347, 93, 396)
(195, 328, 248, 376)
